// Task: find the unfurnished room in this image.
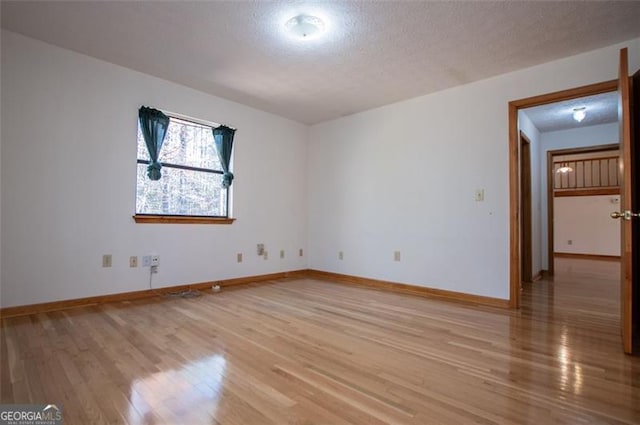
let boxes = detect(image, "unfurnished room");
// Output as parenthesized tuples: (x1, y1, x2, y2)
(1, 1, 640, 424)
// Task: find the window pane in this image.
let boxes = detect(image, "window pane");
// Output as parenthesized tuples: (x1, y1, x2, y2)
(136, 164, 227, 217)
(137, 126, 150, 161)
(153, 119, 222, 170)
(137, 119, 222, 169)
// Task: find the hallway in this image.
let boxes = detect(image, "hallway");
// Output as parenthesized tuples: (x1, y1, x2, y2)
(522, 258, 621, 339)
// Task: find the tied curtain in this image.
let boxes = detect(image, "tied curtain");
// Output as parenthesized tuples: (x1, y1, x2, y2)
(212, 125, 236, 188)
(138, 106, 170, 181)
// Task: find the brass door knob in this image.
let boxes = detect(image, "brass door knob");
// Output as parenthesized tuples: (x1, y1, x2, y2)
(611, 211, 640, 220)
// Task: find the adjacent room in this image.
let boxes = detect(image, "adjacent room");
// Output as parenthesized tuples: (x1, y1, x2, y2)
(1, 1, 640, 424)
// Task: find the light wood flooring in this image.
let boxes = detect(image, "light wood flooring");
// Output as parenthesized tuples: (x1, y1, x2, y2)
(1, 258, 639, 424)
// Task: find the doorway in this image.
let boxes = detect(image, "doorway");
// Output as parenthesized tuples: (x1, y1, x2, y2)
(508, 80, 618, 309)
(546, 144, 620, 272)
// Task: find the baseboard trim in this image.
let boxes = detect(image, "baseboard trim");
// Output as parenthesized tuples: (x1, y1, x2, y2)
(0, 270, 306, 319)
(554, 252, 620, 261)
(306, 269, 510, 309)
(217, 270, 307, 287)
(532, 269, 551, 282)
(0, 268, 510, 318)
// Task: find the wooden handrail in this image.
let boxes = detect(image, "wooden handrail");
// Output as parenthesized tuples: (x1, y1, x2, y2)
(553, 155, 619, 191)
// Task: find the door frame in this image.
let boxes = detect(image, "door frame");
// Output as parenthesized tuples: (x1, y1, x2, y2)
(520, 132, 533, 283)
(508, 79, 618, 308)
(546, 144, 620, 275)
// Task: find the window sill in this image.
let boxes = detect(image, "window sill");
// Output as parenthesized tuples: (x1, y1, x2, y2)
(133, 215, 235, 225)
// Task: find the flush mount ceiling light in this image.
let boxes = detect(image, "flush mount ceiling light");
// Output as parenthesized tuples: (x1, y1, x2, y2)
(285, 14, 325, 40)
(572, 107, 586, 122)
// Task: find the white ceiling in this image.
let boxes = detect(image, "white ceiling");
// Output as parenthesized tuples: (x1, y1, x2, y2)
(522, 91, 619, 133)
(2, 1, 640, 125)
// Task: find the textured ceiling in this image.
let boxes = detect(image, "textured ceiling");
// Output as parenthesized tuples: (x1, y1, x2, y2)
(522, 91, 618, 133)
(2, 1, 640, 125)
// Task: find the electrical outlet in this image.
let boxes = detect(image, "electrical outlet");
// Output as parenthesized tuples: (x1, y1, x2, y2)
(142, 255, 151, 267)
(151, 255, 160, 266)
(264, 251, 268, 260)
(102, 254, 112, 268)
(257, 244, 265, 256)
(568, 240, 573, 245)
(129, 256, 138, 267)
(237, 253, 243, 263)
(280, 250, 285, 259)
(339, 251, 344, 260)
(394, 251, 401, 262)
(150, 265, 158, 274)
(299, 248, 304, 257)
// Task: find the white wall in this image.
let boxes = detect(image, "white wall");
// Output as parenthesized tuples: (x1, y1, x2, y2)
(308, 38, 639, 300)
(518, 111, 542, 276)
(539, 123, 619, 269)
(554, 195, 620, 256)
(2, 31, 639, 307)
(0, 31, 308, 308)
(0, 29, 3, 293)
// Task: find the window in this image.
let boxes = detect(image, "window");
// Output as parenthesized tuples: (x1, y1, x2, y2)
(135, 114, 232, 221)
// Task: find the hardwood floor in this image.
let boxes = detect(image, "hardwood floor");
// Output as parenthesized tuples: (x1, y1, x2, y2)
(1, 258, 639, 424)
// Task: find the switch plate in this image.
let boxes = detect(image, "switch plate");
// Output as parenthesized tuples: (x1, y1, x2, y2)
(299, 248, 304, 257)
(129, 256, 138, 268)
(394, 251, 401, 262)
(142, 255, 151, 267)
(264, 251, 268, 260)
(339, 251, 344, 260)
(475, 189, 485, 202)
(257, 244, 265, 256)
(237, 253, 243, 263)
(568, 240, 573, 245)
(280, 250, 285, 259)
(102, 254, 112, 268)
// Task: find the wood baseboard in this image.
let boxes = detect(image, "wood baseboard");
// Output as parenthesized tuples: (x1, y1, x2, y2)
(305, 269, 510, 309)
(0, 270, 306, 319)
(217, 270, 307, 287)
(0, 268, 509, 318)
(531, 269, 551, 282)
(554, 252, 620, 261)
(533, 269, 551, 282)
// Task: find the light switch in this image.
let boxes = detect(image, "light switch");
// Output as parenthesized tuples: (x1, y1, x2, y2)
(475, 189, 485, 202)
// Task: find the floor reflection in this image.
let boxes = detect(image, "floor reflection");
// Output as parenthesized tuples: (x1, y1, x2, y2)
(128, 354, 227, 424)
(557, 327, 583, 395)
(511, 258, 631, 423)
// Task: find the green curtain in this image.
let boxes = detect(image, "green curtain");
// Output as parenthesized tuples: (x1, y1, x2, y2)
(212, 125, 236, 188)
(138, 106, 170, 181)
